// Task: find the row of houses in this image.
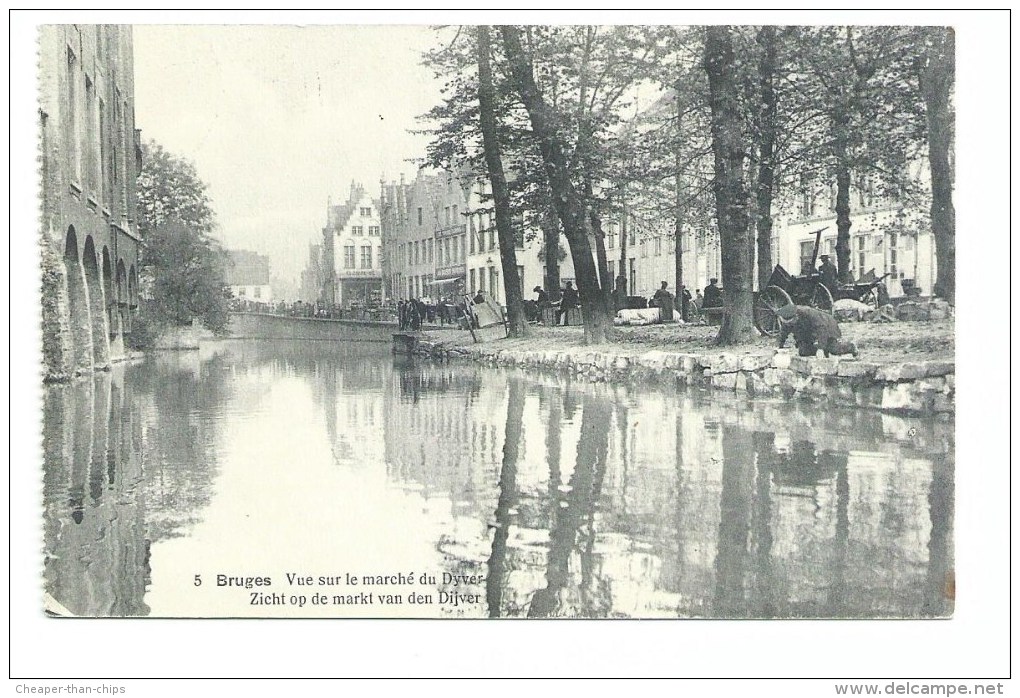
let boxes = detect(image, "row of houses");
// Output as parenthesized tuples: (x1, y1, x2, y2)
(304, 151, 936, 309)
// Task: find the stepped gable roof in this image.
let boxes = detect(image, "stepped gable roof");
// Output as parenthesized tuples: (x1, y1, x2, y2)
(327, 181, 370, 231)
(226, 249, 271, 286)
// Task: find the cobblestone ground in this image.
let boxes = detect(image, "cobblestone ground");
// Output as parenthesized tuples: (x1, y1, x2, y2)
(431, 318, 955, 366)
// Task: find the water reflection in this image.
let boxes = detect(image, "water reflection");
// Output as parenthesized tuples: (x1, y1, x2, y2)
(41, 340, 954, 618)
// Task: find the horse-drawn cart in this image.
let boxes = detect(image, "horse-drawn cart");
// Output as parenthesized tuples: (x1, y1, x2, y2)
(753, 226, 891, 336)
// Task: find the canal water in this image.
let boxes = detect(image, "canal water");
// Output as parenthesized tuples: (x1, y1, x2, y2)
(41, 340, 954, 619)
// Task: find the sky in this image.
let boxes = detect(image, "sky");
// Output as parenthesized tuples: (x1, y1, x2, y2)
(134, 25, 450, 291)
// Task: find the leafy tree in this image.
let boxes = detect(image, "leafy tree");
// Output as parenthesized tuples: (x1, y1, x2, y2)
(136, 141, 228, 334)
(137, 141, 216, 236)
(787, 27, 924, 282)
(142, 219, 229, 332)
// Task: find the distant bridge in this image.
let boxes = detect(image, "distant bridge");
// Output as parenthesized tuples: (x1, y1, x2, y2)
(226, 312, 461, 343)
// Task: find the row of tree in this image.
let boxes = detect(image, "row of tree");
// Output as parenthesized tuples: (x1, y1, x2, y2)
(420, 25, 955, 345)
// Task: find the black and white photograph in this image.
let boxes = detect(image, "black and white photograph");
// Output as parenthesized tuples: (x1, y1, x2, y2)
(10, 8, 1011, 685)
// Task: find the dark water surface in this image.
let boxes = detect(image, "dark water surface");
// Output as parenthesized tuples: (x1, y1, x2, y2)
(42, 340, 954, 618)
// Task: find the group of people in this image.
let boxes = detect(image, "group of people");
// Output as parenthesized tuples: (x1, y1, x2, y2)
(531, 281, 581, 325)
(526, 278, 728, 325)
(397, 296, 473, 331)
(229, 297, 378, 320)
(644, 278, 723, 323)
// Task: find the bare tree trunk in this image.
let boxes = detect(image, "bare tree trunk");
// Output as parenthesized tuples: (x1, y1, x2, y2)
(834, 152, 853, 283)
(541, 205, 560, 297)
(585, 179, 614, 314)
(704, 26, 755, 345)
(673, 160, 686, 320)
(477, 26, 527, 337)
(922, 27, 955, 303)
(501, 26, 612, 344)
(755, 25, 778, 291)
(673, 81, 687, 319)
(619, 195, 629, 299)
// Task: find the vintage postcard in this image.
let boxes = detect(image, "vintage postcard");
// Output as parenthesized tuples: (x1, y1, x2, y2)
(35, 19, 963, 624)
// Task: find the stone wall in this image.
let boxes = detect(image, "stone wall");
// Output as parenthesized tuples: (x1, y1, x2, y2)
(414, 341, 954, 416)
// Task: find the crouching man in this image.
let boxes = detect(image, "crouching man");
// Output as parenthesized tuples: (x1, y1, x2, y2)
(776, 304, 858, 358)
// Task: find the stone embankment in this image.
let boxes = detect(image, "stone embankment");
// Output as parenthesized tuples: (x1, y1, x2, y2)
(411, 339, 954, 416)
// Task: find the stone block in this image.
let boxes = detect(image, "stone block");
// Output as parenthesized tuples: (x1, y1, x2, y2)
(837, 361, 879, 378)
(735, 371, 748, 392)
(614, 356, 630, 371)
(945, 373, 955, 390)
(771, 351, 793, 369)
(876, 362, 928, 382)
(809, 358, 839, 376)
(709, 353, 740, 374)
(739, 353, 773, 372)
(789, 356, 814, 375)
(637, 350, 669, 371)
(916, 377, 946, 393)
(924, 361, 955, 377)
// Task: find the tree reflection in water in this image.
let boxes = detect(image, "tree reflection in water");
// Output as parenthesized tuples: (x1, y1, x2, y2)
(527, 395, 612, 618)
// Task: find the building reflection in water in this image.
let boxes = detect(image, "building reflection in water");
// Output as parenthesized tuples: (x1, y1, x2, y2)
(41, 340, 954, 619)
(43, 369, 150, 617)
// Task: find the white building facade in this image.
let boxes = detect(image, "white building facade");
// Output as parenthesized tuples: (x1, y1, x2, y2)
(323, 182, 384, 307)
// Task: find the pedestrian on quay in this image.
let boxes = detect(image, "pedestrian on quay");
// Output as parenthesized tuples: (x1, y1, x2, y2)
(558, 280, 579, 325)
(703, 278, 723, 309)
(653, 281, 674, 322)
(679, 285, 693, 322)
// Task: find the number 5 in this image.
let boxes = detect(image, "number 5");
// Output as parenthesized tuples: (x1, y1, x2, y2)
(194, 574, 202, 587)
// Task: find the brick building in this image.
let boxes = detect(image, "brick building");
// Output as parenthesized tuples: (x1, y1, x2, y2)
(39, 24, 142, 381)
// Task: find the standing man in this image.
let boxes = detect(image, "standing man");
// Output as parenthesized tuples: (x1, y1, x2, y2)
(615, 273, 628, 311)
(679, 285, 693, 322)
(703, 278, 723, 309)
(819, 254, 839, 292)
(558, 280, 579, 325)
(653, 281, 674, 322)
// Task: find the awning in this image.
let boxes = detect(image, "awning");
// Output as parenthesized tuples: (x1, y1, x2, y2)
(427, 277, 465, 286)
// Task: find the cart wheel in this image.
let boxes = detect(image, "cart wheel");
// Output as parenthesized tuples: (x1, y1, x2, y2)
(809, 282, 834, 313)
(754, 285, 793, 336)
